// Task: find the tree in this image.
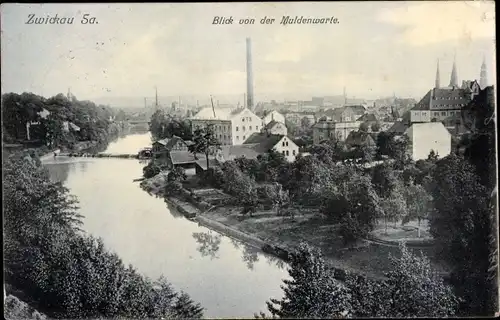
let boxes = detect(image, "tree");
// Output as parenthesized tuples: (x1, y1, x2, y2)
(264, 243, 352, 318)
(3, 153, 204, 319)
(375, 131, 392, 158)
(427, 149, 439, 162)
(403, 181, 432, 237)
(338, 174, 382, 243)
(143, 162, 161, 178)
(238, 175, 260, 217)
(370, 162, 399, 198)
(429, 153, 495, 315)
(167, 167, 187, 182)
(382, 244, 459, 317)
(221, 162, 260, 216)
(165, 167, 187, 195)
(188, 125, 221, 171)
(269, 183, 291, 217)
(359, 121, 370, 132)
(346, 244, 458, 318)
(462, 86, 496, 191)
(380, 181, 408, 232)
(300, 116, 311, 129)
(256, 150, 288, 182)
(371, 121, 381, 132)
(390, 134, 411, 167)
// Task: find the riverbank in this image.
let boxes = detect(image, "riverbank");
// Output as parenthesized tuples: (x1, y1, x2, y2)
(140, 174, 441, 281)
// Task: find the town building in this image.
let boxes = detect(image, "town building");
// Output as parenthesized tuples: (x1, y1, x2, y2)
(284, 112, 316, 126)
(190, 106, 262, 146)
(312, 119, 361, 144)
(345, 131, 376, 149)
(190, 107, 233, 146)
(262, 110, 285, 126)
(405, 122, 451, 161)
(410, 59, 483, 129)
(262, 120, 288, 135)
(152, 135, 193, 158)
(214, 132, 299, 163)
(316, 105, 366, 122)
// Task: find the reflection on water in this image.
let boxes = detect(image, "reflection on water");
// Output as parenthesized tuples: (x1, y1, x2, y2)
(41, 133, 289, 318)
(192, 231, 222, 260)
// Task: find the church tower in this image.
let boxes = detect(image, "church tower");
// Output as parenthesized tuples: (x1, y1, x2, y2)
(435, 59, 441, 89)
(449, 57, 458, 88)
(480, 56, 488, 88)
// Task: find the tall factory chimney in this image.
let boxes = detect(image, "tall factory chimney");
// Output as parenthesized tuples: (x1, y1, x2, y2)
(246, 37, 254, 110)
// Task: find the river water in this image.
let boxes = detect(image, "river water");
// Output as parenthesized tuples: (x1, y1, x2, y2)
(41, 132, 288, 318)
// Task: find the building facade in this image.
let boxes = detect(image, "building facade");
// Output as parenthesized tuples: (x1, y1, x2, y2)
(262, 110, 285, 126)
(190, 106, 262, 146)
(410, 59, 482, 128)
(263, 120, 288, 136)
(191, 118, 233, 146)
(312, 120, 361, 144)
(405, 122, 451, 161)
(273, 135, 299, 162)
(230, 108, 262, 145)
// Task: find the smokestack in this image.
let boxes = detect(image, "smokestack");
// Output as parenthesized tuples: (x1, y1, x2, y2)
(155, 86, 158, 109)
(246, 37, 254, 110)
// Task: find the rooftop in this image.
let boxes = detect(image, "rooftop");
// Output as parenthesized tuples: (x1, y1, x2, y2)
(170, 151, 206, 165)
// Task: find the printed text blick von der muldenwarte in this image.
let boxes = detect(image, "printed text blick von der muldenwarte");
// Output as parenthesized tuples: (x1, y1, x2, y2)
(212, 16, 339, 26)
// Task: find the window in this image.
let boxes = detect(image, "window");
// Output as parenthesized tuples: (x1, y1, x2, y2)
(282, 151, 285, 155)
(286, 141, 289, 147)
(441, 111, 446, 116)
(286, 150, 289, 156)
(242, 118, 245, 122)
(223, 135, 226, 139)
(292, 150, 296, 155)
(282, 142, 285, 147)
(434, 112, 439, 116)
(236, 126, 239, 131)
(450, 111, 455, 116)
(249, 126, 252, 130)
(256, 126, 259, 130)
(243, 135, 246, 141)
(249, 117, 252, 122)
(242, 126, 246, 131)
(236, 136, 239, 140)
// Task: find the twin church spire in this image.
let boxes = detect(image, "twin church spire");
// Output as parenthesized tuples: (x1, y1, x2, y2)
(434, 55, 488, 89)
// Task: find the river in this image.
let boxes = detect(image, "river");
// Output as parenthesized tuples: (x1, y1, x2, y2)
(41, 132, 288, 318)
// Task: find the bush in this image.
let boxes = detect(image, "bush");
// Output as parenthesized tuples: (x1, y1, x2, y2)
(143, 162, 161, 178)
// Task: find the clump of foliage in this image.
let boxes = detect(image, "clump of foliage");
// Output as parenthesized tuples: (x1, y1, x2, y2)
(260, 242, 458, 318)
(165, 167, 187, 195)
(1, 92, 121, 149)
(3, 153, 204, 319)
(143, 162, 161, 178)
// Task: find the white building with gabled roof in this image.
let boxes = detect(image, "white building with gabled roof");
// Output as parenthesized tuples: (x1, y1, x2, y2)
(405, 122, 451, 161)
(190, 106, 262, 145)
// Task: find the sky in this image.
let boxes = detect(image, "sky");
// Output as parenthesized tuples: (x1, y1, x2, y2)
(1, 1, 496, 106)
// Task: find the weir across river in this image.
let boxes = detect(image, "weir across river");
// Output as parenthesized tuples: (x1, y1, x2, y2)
(56, 152, 149, 159)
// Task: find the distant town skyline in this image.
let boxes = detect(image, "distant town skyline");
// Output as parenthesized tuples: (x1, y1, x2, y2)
(1, 2, 495, 104)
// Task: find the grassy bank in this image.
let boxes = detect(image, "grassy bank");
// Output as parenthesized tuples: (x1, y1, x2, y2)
(140, 174, 450, 281)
